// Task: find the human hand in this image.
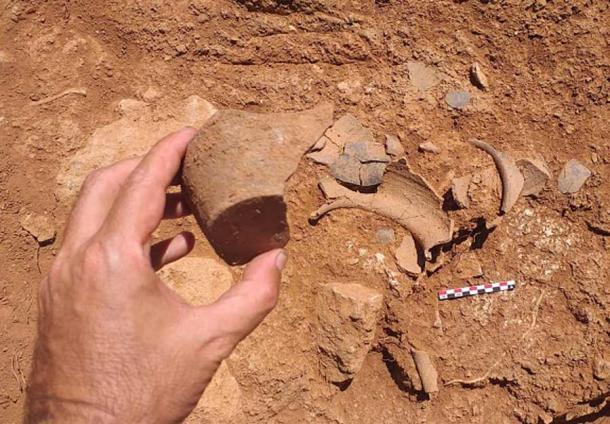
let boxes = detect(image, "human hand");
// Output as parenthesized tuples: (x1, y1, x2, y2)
(25, 128, 286, 423)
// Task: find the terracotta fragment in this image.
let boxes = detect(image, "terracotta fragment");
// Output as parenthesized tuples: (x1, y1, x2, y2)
(517, 158, 551, 196)
(395, 233, 421, 276)
(471, 139, 524, 214)
(311, 163, 453, 256)
(183, 103, 334, 265)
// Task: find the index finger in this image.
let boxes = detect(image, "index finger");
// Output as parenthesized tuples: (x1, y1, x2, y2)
(101, 127, 198, 244)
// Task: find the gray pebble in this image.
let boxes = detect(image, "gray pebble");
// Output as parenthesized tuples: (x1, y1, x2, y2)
(445, 91, 471, 109)
(558, 159, 591, 194)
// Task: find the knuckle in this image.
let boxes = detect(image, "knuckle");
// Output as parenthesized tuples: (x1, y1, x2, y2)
(126, 166, 147, 184)
(78, 240, 109, 275)
(82, 168, 107, 188)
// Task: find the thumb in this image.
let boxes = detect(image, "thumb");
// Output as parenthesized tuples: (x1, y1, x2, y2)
(195, 249, 286, 356)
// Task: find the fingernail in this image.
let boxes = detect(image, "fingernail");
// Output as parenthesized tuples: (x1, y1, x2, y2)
(275, 249, 288, 271)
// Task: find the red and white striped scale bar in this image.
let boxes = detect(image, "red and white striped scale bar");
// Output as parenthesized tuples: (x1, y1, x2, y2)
(438, 280, 515, 301)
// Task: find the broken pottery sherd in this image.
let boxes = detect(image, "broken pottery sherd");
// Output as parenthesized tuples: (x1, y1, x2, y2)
(183, 103, 334, 265)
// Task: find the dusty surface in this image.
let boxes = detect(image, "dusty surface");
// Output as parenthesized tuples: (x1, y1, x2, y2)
(1, 1, 609, 423)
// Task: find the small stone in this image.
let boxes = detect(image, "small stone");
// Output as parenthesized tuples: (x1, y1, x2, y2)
(395, 234, 421, 277)
(20, 212, 56, 245)
(593, 357, 610, 380)
(532, 0, 547, 11)
(591, 152, 599, 163)
(407, 61, 440, 91)
(330, 154, 361, 186)
(445, 91, 471, 109)
(418, 142, 441, 154)
(558, 159, 591, 194)
(141, 86, 162, 102)
(359, 162, 387, 187)
(385, 134, 404, 158)
(196, 13, 210, 23)
(317, 283, 383, 383)
(517, 158, 551, 196)
(538, 412, 553, 424)
(0, 50, 14, 63)
(518, 359, 538, 375)
(336, 79, 363, 104)
(117, 98, 147, 116)
(375, 228, 395, 245)
(469, 63, 489, 91)
(451, 175, 472, 209)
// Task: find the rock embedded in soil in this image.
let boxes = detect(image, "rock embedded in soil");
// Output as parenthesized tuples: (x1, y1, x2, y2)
(317, 283, 383, 383)
(384, 344, 423, 392)
(183, 103, 334, 265)
(407, 61, 440, 91)
(469, 63, 489, 91)
(517, 158, 551, 196)
(384, 134, 404, 158)
(558, 159, 591, 194)
(418, 142, 441, 154)
(57, 95, 218, 201)
(592, 357, 610, 380)
(466, 166, 502, 222)
(19, 212, 55, 245)
(445, 91, 471, 109)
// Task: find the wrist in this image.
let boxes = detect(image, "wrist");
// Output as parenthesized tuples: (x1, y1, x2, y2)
(25, 395, 117, 424)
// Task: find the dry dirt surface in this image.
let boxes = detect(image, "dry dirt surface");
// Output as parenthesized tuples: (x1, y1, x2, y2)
(1, 0, 609, 423)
